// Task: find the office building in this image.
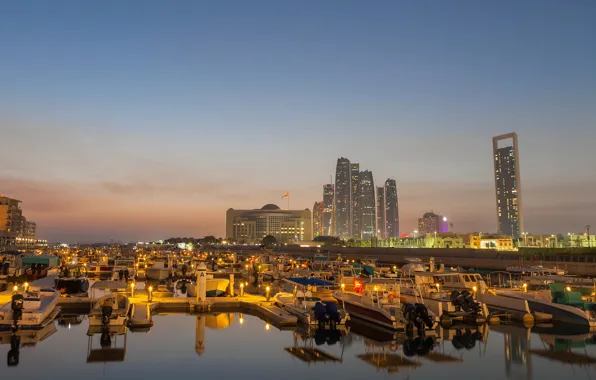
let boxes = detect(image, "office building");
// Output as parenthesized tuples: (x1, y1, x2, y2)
(334, 157, 351, 238)
(350, 163, 360, 237)
(322, 184, 334, 236)
(384, 179, 399, 238)
(376, 186, 385, 239)
(359, 170, 376, 240)
(226, 204, 312, 244)
(417, 211, 448, 234)
(312, 201, 324, 238)
(493, 133, 524, 239)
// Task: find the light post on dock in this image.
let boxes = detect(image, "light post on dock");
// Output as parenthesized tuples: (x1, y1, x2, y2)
(239, 283, 245, 297)
(148, 286, 153, 302)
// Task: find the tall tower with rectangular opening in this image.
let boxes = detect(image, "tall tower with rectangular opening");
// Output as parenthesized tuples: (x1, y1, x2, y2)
(493, 133, 524, 239)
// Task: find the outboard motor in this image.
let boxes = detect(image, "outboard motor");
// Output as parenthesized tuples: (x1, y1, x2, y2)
(181, 264, 188, 277)
(414, 303, 434, 330)
(2, 262, 9, 276)
(101, 303, 113, 326)
(313, 302, 328, 328)
(314, 328, 327, 346)
(326, 329, 341, 345)
(325, 302, 341, 329)
(402, 303, 417, 330)
(7, 334, 20, 366)
(100, 328, 111, 348)
(118, 270, 124, 281)
(460, 290, 481, 313)
(11, 294, 24, 325)
(124, 269, 129, 282)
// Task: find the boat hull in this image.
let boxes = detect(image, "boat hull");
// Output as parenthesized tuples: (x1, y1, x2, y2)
(334, 292, 400, 330)
(0, 292, 60, 329)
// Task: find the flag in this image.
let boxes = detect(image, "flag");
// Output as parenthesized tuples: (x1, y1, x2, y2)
(281, 192, 289, 199)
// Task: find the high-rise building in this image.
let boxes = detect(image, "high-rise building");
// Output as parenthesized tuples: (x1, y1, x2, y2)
(334, 157, 351, 238)
(376, 186, 385, 239)
(322, 184, 334, 236)
(350, 163, 360, 237)
(226, 204, 312, 244)
(384, 179, 399, 238)
(359, 170, 376, 240)
(493, 133, 524, 239)
(312, 201, 324, 238)
(417, 211, 448, 234)
(0, 195, 43, 250)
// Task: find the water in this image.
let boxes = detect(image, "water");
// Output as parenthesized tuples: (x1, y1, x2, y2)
(1, 313, 595, 380)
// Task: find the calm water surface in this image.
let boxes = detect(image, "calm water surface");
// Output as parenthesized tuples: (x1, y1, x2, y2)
(1, 313, 595, 380)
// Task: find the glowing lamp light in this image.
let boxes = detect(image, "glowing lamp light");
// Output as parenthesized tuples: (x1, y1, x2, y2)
(341, 283, 345, 290)
(472, 286, 477, 292)
(435, 283, 440, 290)
(566, 286, 571, 292)
(265, 323, 270, 331)
(13, 285, 18, 292)
(239, 317, 244, 325)
(148, 286, 153, 292)
(373, 286, 378, 292)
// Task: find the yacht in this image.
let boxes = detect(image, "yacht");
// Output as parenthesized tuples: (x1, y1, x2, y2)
(0, 287, 61, 329)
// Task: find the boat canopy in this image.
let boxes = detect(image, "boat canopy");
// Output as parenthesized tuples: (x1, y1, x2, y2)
(285, 277, 335, 287)
(21, 255, 59, 268)
(91, 280, 128, 290)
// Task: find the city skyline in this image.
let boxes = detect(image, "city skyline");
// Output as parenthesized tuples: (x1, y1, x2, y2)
(1, 1, 595, 242)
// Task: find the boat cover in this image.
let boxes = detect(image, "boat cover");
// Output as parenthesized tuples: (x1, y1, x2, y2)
(285, 277, 335, 286)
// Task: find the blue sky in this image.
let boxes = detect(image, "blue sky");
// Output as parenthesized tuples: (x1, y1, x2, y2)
(1, 0, 595, 242)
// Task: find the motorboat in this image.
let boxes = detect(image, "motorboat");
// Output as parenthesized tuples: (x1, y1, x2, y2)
(0, 287, 61, 329)
(112, 258, 136, 281)
(399, 273, 489, 325)
(333, 282, 436, 331)
(54, 276, 90, 297)
(274, 277, 349, 326)
(493, 281, 596, 329)
(88, 281, 131, 327)
(186, 276, 230, 297)
(146, 259, 170, 281)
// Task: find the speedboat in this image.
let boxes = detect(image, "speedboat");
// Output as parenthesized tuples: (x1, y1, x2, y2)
(0, 287, 61, 329)
(333, 282, 436, 332)
(186, 276, 229, 297)
(274, 277, 349, 326)
(89, 293, 131, 327)
(112, 258, 136, 281)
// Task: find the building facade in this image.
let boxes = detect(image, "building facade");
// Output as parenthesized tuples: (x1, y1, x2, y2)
(312, 201, 324, 238)
(384, 179, 399, 238)
(417, 211, 448, 234)
(226, 204, 312, 244)
(359, 170, 376, 240)
(350, 163, 360, 238)
(0, 195, 43, 251)
(376, 186, 385, 239)
(334, 157, 351, 238)
(322, 184, 334, 236)
(493, 133, 524, 239)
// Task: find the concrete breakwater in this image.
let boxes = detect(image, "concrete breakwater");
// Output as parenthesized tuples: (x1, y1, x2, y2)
(233, 247, 596, 276)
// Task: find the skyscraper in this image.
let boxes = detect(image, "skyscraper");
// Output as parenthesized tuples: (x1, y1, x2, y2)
(376, 186, 385, 239)
(312, 201, 324, 238)
(359, 170, 376, 240)
(334, 157, 351, 238)
(493, 133, 524, 239)
(417, 211, 448, 234)
(384, 179, 399, 238)
(322, 184, 334, 236)
(350, 163, 360, 237)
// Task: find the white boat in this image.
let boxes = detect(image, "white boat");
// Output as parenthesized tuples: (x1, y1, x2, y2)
(333, 282, 437, 331)
(186, 276, 230, 297)
(112, 258, 136, 280)
(399, 272, 489, 325)
(0, 287, 60, 329)
(88, 280, 131, 327)
(274, 277, 349, 326)
(146, 259, 170, 281)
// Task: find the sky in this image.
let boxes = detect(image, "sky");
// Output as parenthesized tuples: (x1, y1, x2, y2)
(1, 0, 595, 243)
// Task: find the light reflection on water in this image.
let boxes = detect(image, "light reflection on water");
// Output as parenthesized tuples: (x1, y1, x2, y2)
(1, 313, 595, 380)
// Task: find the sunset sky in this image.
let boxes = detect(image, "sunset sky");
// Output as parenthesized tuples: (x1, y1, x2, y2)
(1, 1, 595, 242)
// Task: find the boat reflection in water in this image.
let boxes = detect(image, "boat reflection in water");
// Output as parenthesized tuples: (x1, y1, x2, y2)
(531, 329, 596, 367)
(195, 312, 235, 356)
(349, 320, 489, 375)
(0, 322, 57, 366)
(86, 325, 127, 364)
(284, 325, 347, 366)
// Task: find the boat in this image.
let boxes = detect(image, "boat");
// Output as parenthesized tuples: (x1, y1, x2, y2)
(274, 277, 349, 326)
(399, 272, 489, 325)
(186, 276, 230, 297)
(88, 281, 131, 327)
(145, 259, 170, 281)
(54, 276, 90, 297)
(0, 287, 61, 329)
(112, 258, 136, 281)
(493, 281, 596, 329)
(86, 325, 127, 363)
(333, 282, 436, 331)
